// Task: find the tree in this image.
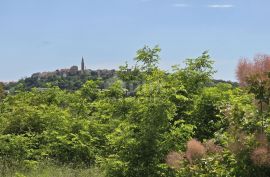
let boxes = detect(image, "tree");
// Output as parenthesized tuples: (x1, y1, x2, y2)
(135, 45, 161, 73)
(236, 55, 270, 131)
(102, 46, 201, 177)
(168, 51, 216, 132)
(190, 83, 232, 140)
(172, 51, 215, 95)
(0, 82, 5, 101)
(80, 80, 100, 101)
(104, 73, 193, 177)
(117, 45, 161, 93)
(117, 62, 142, 93)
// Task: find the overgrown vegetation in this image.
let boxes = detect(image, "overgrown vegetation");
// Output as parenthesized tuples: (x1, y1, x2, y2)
(1, 46, 270, 176)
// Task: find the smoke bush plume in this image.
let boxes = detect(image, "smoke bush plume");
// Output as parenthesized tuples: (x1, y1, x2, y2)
(251, 147, 269, 166)
(186, 139, 206, 163)
(165, 151, 184, 169)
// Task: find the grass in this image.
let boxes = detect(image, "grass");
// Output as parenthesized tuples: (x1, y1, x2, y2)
(0, 159, 105, 177)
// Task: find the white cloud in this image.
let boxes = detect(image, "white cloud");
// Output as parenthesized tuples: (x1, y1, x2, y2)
(173, 3, 190, 7)
(208, 4, 234, 8)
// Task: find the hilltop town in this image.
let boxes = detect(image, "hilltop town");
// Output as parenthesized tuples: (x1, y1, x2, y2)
(31, 57, 116, 80)
(3, 57, 118, 92)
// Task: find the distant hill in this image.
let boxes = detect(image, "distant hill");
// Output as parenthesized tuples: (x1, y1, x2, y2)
(212, 79, 239, 88)
(4, 66, 239, 93)
(5, 66, 118, 92)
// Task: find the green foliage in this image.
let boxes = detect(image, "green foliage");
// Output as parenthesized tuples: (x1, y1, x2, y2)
(1, 46, 270, 176)
(172, 51, 215, 95)
(135, 45, 161, 72)
(80, 80, 100, 101)
(176, 151, 238, 177)
(189, 83, 255, 140)
(0, 87, 98, 165)
(117, 62, 142, 83)
(0, 82, 5, 101)
(4, 71, 115, 92)
(189, 84, 229, 140)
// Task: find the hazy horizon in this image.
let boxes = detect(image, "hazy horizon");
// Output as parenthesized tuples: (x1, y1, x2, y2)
(1, 0, 270, 82)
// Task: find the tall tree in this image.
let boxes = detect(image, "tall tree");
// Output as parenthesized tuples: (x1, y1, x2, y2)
(236, 54, 270, 131)
(135, 45, 161, 73)
(172, 51, 215, 95)
(117, 45, 161, 93)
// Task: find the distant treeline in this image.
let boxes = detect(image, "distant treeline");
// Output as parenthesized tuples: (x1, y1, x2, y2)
(4, 72, 117, 92)
(3, 71, 238, 93)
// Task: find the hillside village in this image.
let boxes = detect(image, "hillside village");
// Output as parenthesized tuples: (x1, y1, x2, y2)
(3, 57, 120, 92)
(31, 57, 116, 80)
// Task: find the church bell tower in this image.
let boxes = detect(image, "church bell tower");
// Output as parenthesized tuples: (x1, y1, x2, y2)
(81, 57, 85, 73)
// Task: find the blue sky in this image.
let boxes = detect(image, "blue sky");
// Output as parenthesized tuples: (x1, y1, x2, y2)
(1, 0, 270, 81)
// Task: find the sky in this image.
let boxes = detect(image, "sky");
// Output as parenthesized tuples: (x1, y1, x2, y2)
(1, 0, 270, 82)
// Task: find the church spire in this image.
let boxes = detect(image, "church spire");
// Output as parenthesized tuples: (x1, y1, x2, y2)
(81, 57, 85, 73)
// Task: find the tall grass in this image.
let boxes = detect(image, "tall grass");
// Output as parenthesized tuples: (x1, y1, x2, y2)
(0, 159, 105, 177)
